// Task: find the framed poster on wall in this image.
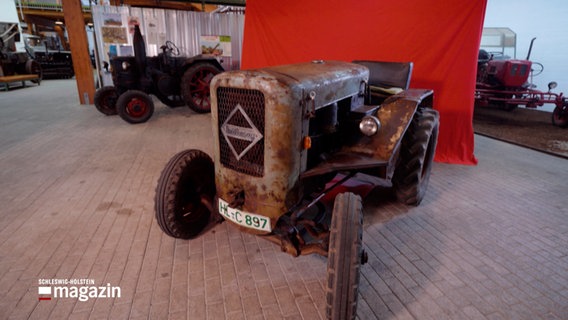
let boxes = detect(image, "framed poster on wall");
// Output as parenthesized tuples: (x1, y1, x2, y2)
(200, 35, 231, 57)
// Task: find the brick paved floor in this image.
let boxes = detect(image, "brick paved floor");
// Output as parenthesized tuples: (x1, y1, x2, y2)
(0, 80, 566, 319)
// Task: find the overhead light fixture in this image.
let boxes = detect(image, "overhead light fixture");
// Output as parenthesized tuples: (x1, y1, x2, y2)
(55, 20, 63, 25)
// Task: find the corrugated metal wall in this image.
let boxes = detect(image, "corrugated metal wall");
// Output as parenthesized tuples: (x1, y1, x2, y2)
(92, 5, 244, 86)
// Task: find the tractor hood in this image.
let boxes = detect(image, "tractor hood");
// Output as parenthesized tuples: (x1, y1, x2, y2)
(211, 60, 369, 111)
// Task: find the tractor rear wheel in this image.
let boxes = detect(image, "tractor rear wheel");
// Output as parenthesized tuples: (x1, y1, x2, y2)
(181, 62, 222, 113)
(552, 102, 568, 128)
(325, 192, 364, 320)
(155, 149, 215, 239)
(94, 86, 118, 115)
(116, 90, 154, 124)
(392, 108, 439, 205)
(154, 73, 185, 107)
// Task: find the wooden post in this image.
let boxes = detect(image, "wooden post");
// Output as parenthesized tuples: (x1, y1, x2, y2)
(62, 0, 95, 105)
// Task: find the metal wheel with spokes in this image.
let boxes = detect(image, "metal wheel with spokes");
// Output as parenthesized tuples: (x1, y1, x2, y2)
(155, 149, 216, 239)
(181, 62, 222, 113)
(116, 90, 154, 124)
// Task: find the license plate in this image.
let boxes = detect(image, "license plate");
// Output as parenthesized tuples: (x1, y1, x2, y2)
(218, 198, 271, 232)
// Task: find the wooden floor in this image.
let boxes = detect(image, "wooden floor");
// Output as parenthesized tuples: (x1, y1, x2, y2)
(1, 80, 567, 319)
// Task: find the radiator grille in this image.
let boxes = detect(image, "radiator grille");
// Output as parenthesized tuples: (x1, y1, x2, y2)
(217, 87, 265, 177)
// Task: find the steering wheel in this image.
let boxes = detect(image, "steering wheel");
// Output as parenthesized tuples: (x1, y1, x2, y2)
(163, 41, 180, 56)
(531, 62, 544, 77)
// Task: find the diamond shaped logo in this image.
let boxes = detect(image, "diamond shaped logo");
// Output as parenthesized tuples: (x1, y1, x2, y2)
(221, 104, 263, 160)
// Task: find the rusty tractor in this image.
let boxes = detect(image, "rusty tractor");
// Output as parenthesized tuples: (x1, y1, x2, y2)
(154, 60, 439, 319)
(475, 38, 568, 128)
(94, 25, 223, 124)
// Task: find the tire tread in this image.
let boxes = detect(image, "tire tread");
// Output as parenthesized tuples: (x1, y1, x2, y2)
(325, 192, 363, 320)
(154, 149, 213, 239)
(393, 108, 439, 205)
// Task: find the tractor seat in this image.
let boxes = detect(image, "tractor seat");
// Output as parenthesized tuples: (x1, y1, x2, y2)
(478, 49, 491, 63)
(368, 85, 404, 95)
(352, 60, 413, 104)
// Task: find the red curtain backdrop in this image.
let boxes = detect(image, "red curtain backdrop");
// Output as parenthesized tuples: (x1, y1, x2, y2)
(241, 0, 487, 165)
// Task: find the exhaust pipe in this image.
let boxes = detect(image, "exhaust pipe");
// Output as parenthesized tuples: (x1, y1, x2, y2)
(133, 25, 146, 75)
(526, 37, 537, 60)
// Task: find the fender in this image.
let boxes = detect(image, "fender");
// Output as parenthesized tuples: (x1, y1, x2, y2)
(349, 89, 433, 161)
(182, 54, 224, 72)
(300, 89, 433, 179)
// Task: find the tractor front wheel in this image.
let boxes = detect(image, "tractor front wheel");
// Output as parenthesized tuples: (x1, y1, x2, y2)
(552, 102, 568, 128)
(392, 108, 439, 205)
(94, 86, 118, 115)
(116, 90, 154, 124)
(181, 62, 222, 113)
(325, 192, 364, 320)
(155, 149, 216, 239)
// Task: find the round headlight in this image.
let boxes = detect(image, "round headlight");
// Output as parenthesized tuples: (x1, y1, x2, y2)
(359, 115, 381, 136)
(122, 61, 130, 70)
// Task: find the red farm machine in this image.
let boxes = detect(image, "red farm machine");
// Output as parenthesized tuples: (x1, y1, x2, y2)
(475, 36, 567, 128)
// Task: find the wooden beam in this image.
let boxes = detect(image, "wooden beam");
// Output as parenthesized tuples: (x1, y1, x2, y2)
(22, 9, 92, 22)
(62, 0, 95, 105)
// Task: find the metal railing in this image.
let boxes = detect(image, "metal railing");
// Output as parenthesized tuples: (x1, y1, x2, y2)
(15, 0, 92, 12)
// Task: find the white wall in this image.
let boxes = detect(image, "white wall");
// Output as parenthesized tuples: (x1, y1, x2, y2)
(0, 0, 25, 51)
(92, 5, 244, 86)
(0, 0, 20, 23)
(484, 0, 568, 111)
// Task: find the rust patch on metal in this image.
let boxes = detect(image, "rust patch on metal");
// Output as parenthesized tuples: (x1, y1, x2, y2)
(344, 89, 433, 162)
(209, 62, 433, 240)
(210, 61, 369, 235)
